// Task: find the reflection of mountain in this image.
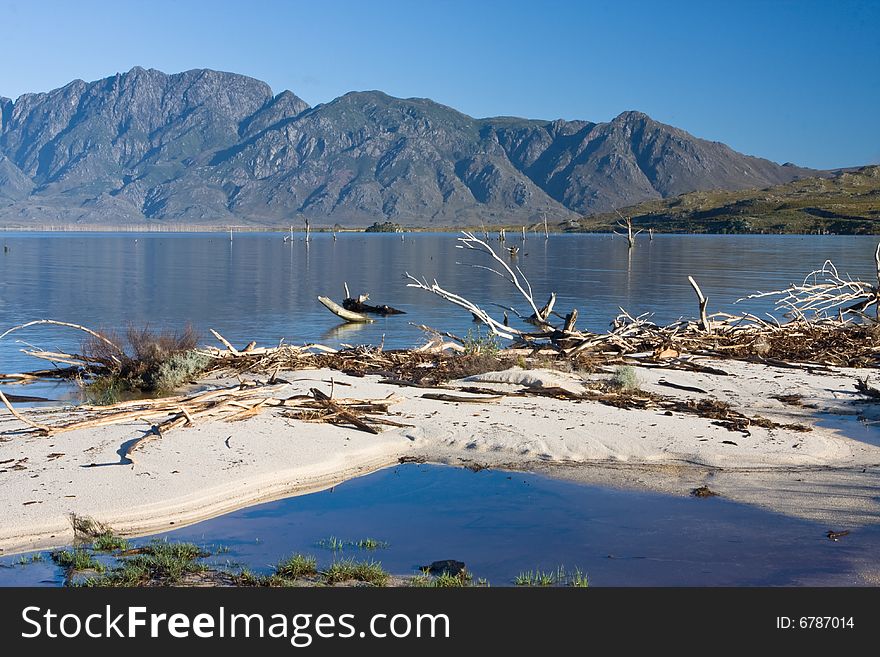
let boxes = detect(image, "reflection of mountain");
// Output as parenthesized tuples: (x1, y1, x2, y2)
(1, 67, 818, 226)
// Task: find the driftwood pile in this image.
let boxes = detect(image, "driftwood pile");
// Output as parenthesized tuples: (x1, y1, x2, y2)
(0, 376, 404, 461)
(405, 232, 880, 368)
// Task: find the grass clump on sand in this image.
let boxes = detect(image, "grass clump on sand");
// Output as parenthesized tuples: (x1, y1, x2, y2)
(608, 365, 640, 392)
(275, 554, 318, 579)
(322, 558, 389, 587)
(409, 570, 482, 588)
(232, 555, 319, 587)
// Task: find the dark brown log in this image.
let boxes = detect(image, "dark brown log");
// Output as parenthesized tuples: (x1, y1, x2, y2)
(342, 298, 406, 315)
(421, 392, 504, 403)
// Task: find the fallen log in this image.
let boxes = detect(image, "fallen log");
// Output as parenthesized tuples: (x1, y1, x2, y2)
(420, 392, 504, 403)
(656, 380, 709, 395)
(341, 282, 405, 316)
(0, 390, 53, 435)
(0, 392, 55, 403)
(309, 388, 379, 434)
(342, 298, 405, 315)
(318, 296, 374, 323)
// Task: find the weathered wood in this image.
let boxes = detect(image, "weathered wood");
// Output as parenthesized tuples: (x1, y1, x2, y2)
(0, 319, 124, 357)
(657, 379, 709, 394)
(420, 392, 504, 403)
(0, 390, 53, 435)
(310, 388, 379, 434)
(318, 296, 374, 323)
(0, 392, 54, 403)
(342, 298, 405, 315)
(527, 293, 557, 327)
(19, 350, 93, 367)
(855, 377, 880, 399)
(688, 276, 711, 333)
(209, 329, 240, 355)
(614, 211, 643, 248)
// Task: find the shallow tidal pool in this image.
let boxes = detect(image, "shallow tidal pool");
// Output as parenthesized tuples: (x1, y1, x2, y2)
(2, 464, 878, 587)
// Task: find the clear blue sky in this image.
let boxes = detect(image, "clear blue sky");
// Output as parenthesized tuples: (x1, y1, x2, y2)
(1, 0, 877, 169)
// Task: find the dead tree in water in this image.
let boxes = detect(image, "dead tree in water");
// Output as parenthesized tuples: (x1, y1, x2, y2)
(688, 276, 711, 333)
(318, 282, 406, 323)
(406, 231, 545, 341)
(614, 211, 642, 248)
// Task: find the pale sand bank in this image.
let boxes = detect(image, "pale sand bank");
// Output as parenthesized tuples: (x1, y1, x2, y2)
(1, 359, 878, 554)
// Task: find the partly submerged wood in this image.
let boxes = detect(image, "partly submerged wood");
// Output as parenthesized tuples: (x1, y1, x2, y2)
(318, 296, 374, 323)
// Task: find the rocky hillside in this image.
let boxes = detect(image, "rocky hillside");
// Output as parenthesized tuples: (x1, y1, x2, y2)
(0, 67, 819, 227)
(571, 165, 880, 234)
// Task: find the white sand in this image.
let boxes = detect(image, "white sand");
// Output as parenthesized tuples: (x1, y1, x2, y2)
(1, 359, 879, 554)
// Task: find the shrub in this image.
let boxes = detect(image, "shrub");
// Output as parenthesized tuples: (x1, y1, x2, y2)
(81, 324, 209, 397)
(609, 365, 640, 392)
(462, 327, 501, 356)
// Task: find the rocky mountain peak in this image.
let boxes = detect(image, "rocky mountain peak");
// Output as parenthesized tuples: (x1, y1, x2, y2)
(0, 68, 819, 226)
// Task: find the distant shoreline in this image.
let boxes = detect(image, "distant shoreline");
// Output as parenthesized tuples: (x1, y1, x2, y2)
(0, 225, 877, 236)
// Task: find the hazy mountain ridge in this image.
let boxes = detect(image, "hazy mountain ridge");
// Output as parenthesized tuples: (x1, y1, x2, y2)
(0, 67, 820, 226)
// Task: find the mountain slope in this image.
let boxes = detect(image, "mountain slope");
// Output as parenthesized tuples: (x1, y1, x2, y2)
(571, 165, 880, 234)
(0, 67, 822, 226)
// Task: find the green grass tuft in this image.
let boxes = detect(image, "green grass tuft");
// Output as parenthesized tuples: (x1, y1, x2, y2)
(76, 539, 208, 587)
(317, 536, 389, 551)
(274, 554, 318, 579)
(51, 549, 104, 573)
(16, 553, 45, 565)
(514, 566, 589, 587)
(91, 532, 130, 552)
(317, 536, 346, 551)
(323, 558, 389, 587)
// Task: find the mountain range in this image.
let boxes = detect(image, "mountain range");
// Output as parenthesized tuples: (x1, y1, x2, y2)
(0, 67, 820, 227)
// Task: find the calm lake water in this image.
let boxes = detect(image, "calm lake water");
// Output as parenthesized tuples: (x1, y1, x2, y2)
(1, 232, 878, 381)
(1, 233, 879, 586)
(1, 464, 878, 587)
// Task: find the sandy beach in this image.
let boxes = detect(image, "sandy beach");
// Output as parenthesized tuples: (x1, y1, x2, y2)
(1, 358, 879, 554)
